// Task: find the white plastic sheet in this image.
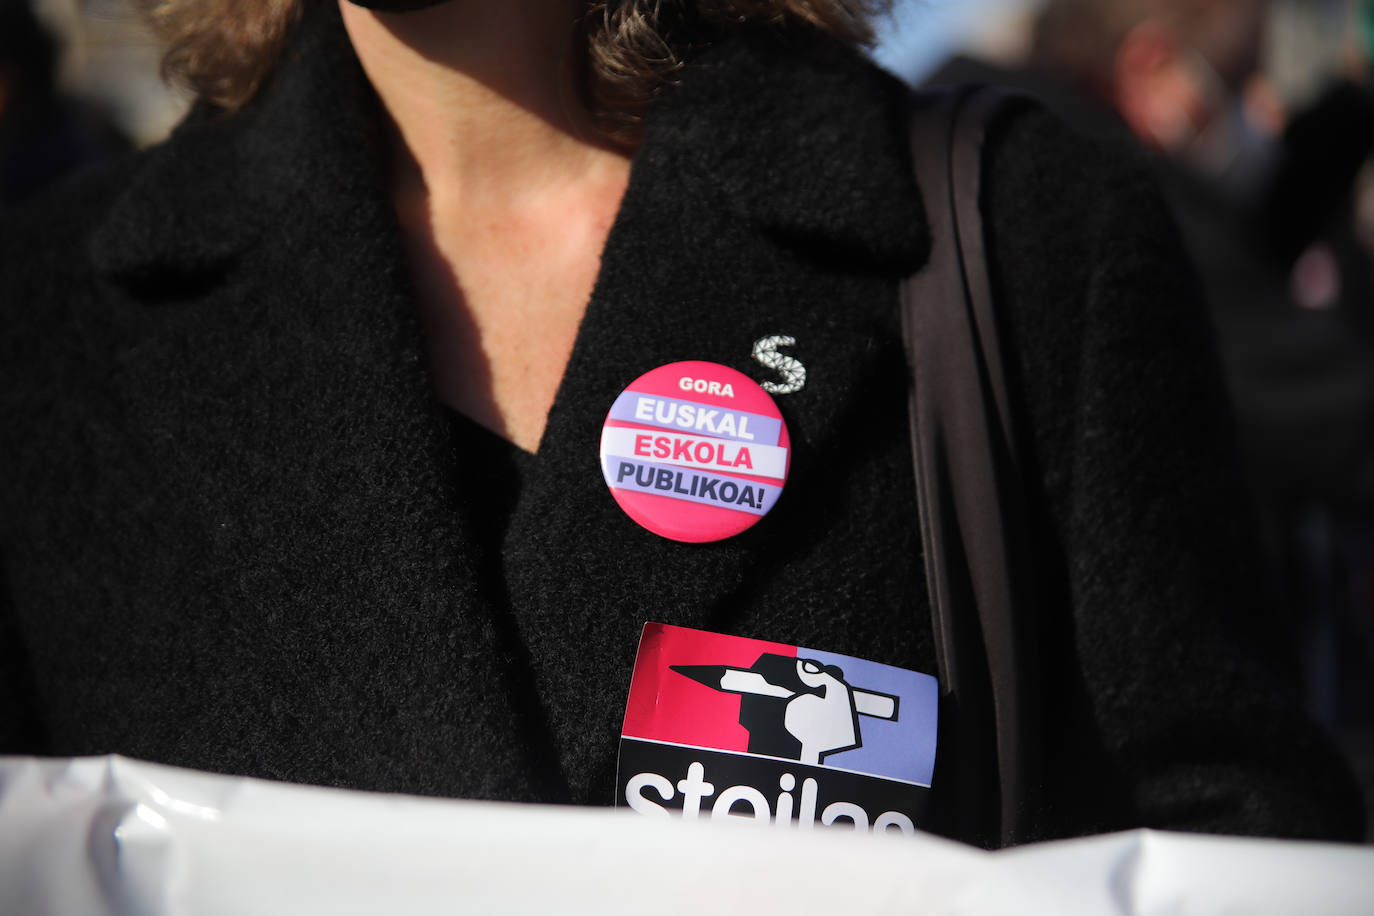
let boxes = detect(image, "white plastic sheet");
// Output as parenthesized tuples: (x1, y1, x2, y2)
(1, 755, 1371, 915)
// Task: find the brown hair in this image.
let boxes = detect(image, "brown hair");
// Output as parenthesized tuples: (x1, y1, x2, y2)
(139, 0, 887, 137)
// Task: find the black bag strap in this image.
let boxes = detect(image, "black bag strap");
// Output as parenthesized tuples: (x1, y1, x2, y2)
(901, 86, 1044, 847)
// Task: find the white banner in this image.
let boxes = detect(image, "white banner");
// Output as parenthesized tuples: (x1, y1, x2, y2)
(1, 755, 1371, 915)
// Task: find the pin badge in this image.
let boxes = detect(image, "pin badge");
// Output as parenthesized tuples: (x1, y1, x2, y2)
(599, 361, 791, 542)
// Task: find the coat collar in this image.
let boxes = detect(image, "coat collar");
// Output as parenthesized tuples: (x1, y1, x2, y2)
(90, 4, 928, 283)
(90, 2, 388, 283)
(645, 24, 929, 271)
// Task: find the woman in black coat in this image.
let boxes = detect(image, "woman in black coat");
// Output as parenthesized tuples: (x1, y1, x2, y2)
(0, 0, 1363, 845)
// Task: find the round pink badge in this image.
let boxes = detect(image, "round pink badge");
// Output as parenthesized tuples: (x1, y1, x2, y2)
(599, 361, 791, 543)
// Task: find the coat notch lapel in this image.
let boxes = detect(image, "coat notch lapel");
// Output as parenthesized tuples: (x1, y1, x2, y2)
(90, 2, 382, 290)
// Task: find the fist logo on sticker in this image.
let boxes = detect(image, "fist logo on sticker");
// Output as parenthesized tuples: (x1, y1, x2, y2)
(599, 361, 790, 542)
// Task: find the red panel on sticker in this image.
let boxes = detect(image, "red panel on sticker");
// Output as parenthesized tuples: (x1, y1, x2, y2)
(621, 623, 798, 753)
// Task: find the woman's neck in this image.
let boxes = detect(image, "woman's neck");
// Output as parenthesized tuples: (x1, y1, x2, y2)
(338, 1, 634, 454)
(340, 0, 621, 203)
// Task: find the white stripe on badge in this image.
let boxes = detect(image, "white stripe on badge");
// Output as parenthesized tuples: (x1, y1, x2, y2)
(600, 427, 789, 481)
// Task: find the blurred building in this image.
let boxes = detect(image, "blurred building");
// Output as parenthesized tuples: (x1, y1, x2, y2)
(3, 0, 135, 205)
(32, 0, 189, 147)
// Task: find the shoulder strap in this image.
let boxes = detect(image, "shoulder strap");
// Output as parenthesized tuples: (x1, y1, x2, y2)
(901, 85, 1044, 848)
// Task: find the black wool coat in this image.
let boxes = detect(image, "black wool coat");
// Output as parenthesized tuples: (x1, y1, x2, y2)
(0, 5, 1362, 844)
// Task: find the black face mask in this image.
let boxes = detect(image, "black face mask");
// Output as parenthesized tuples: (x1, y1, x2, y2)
(343, 0, 451, 11)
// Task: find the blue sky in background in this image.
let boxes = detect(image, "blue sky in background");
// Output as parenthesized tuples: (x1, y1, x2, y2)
(868, 0, 1038, 83)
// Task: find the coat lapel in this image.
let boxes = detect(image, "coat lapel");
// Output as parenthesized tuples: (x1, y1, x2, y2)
(504, 27, 930, 802)
(85, 5, 560, 800)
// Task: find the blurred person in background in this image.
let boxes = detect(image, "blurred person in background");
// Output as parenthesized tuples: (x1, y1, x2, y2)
(934, 0, 1374, 830)
(0, 0, 1365, 846)
(0, 0, 129, 208)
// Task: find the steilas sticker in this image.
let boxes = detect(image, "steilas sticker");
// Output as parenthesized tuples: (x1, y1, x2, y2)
(598, 361, 790, 542)
(615, 623, 939, 834)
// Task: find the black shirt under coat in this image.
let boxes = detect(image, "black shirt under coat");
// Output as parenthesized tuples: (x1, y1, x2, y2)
(0, 5, 1362, 843)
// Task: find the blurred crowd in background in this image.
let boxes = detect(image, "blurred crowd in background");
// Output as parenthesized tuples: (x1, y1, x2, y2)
(911, 0, 1374, 834)
(4, 0, 1373, 834)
